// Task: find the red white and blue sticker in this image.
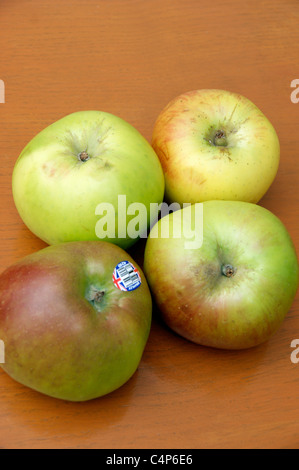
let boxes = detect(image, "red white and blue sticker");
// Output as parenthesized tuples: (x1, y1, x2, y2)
(112, 261, 142, 292)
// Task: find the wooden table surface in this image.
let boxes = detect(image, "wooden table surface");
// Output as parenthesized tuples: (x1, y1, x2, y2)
(0, 0, 299, 450)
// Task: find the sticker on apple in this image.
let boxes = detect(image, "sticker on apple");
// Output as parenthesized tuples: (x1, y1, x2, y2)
(112, 261, 142, 292)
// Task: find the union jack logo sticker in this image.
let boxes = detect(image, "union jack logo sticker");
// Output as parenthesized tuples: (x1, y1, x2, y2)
(112, 261, 142, 292)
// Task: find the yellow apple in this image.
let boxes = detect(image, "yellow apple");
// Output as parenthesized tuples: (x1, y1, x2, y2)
(152, 89, 280, 205)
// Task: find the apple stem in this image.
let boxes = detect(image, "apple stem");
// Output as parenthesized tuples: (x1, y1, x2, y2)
(86, 286, 106, 312)
(221, 264, 236, 277)
(93, 290, 105, 302)
(78, 150, 90, 162)
(213, 130, 227, 147)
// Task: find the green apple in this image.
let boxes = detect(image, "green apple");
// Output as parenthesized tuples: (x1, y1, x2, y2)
(12, 111, 165, 249)
(152, 89, 280, 205)
(0, 241, 152, 401)
(143, 201, 298, 349)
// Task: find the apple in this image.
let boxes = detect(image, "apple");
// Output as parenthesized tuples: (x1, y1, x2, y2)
(12, 110, 165, 249)
(143, 201, 298, 350)
(152, 89, 280, 205)
(0, 241, 152, 401)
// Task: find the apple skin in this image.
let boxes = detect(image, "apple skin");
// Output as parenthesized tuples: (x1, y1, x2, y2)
(152, 89, 280, 205)
(12, 110, 165, 249)
(0, 241, 152, 401)
(143, 201, 298, 350)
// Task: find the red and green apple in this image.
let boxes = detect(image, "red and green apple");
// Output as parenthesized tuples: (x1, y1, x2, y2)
(144, 201, 298, 350)
(0, 241, 152, 401)
(152, 89, 280, 205)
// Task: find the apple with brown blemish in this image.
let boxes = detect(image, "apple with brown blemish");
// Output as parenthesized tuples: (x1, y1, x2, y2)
(152, 89, 280, 205)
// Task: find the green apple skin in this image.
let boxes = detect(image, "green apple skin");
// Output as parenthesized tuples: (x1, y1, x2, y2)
(152, 89, 280, 205)
(0, 241, 152, 401)
(143, 201, 298, 350)
(12, 111, 165, 249)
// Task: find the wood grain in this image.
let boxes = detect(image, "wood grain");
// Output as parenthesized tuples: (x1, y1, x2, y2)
(0, 0, 299, 449)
